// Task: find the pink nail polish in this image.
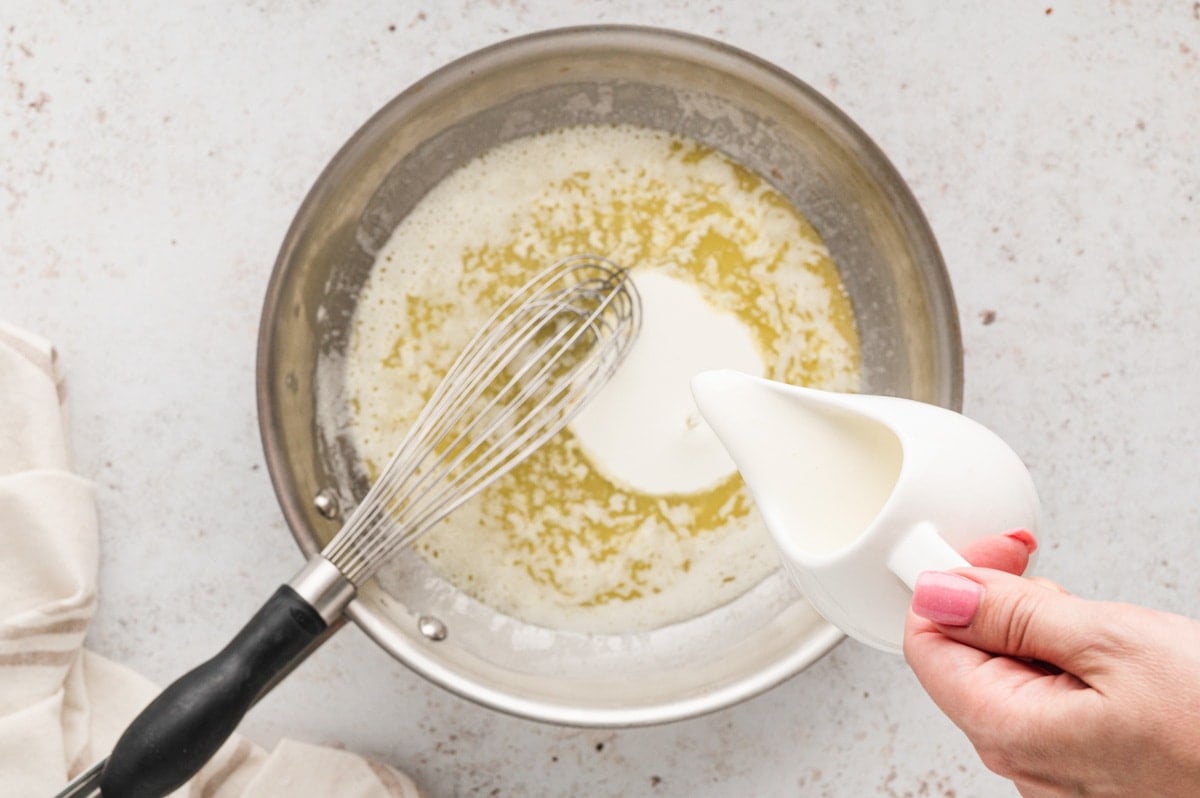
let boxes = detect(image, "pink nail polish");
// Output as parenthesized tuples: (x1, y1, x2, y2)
(1005, 528, 1038, 554)
(912, 571, 983, 626)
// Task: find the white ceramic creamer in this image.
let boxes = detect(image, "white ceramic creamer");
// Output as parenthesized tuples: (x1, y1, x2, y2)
(690, 370, 1041, 653)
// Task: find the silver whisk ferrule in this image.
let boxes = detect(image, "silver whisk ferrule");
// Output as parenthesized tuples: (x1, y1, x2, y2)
(321, 254, 641, 585)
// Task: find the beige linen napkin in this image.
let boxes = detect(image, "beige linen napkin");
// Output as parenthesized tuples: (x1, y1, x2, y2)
(0, 322, 420, 797)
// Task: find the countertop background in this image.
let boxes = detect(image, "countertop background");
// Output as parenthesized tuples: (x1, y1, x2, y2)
(4, 2, 1199, 796)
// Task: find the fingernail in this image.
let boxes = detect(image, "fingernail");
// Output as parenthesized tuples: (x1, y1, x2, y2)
(912, 571, 983, 626)
(1005, 528, 1038, 554)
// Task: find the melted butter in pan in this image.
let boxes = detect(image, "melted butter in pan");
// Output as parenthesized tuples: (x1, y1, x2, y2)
(344, 125, 861, 633)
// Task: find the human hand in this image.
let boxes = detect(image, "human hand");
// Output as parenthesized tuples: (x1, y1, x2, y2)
(904, 532, 1200, 797)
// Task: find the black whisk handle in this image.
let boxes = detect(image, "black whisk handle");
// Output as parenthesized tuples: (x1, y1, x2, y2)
(97, 585, 326, 798)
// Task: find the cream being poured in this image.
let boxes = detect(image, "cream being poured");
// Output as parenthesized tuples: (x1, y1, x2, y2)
(568, 271, 764, 496)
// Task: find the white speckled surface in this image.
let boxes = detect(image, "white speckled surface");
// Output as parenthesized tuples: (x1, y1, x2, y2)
(4, 3, 1199, 796)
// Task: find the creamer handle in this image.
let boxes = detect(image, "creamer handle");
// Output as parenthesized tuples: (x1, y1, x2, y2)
(886, 521, 970, 590)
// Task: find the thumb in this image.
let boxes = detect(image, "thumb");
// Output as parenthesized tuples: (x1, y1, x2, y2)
(912, 568, 1103, 675)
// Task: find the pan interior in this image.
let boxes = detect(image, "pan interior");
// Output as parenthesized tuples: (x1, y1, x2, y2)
(260, 27, 959, 725)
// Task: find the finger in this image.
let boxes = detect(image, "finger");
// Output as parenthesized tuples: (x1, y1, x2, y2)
(903, 610, 1080, 723)
(957, 530, 1036, 575)
(1028, 576, 1069, 594)
(904, 611, 991, 679)
(911, 568, 1103, 676)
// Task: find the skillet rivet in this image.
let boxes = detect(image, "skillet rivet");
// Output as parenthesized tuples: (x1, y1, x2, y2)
(313, 490, 340, 519)
(418, 615, 448, 641)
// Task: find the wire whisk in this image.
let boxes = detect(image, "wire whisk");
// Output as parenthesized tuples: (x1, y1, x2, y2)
(69, 254, 640, 798)
(326, 254, 640, 583)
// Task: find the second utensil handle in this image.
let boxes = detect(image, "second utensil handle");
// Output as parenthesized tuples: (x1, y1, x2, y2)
(98, 585, 326, 798)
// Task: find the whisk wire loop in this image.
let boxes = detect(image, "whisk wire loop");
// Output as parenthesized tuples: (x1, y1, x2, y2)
(328, 276, 606, 567)
(340, 277, 633, 577)
(323, 255, 640, 584)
